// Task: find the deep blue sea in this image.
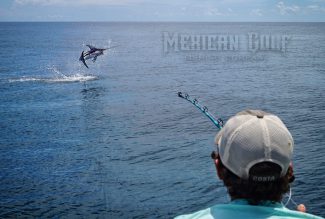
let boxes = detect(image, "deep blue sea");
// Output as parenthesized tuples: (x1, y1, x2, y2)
(0, 22, 324, 218)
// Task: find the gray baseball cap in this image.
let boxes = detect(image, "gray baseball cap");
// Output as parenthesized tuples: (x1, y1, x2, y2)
(215, 110, 294, 180)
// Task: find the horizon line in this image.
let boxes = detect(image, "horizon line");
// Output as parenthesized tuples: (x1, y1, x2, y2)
(1, 21, 325, 23)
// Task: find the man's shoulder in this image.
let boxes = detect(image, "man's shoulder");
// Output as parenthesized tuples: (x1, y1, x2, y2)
(174, 202, 324, 219)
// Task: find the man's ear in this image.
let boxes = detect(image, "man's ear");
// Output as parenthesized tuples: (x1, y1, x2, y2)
(288, 163, 295, 183)
(213, 155, 224, 180)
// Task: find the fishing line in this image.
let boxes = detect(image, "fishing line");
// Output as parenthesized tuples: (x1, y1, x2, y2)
(283, 187, 306, 212)
(284, 187, 299, 207)
(284, 187, 293, 207)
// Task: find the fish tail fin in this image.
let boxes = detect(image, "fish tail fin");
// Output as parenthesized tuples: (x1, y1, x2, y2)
(79, 51, 89, 68)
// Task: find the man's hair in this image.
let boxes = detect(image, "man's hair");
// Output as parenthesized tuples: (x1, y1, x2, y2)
(218, 157, 293, 205)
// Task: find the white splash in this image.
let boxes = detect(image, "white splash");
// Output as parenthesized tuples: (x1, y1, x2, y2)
(9, 74, 97, 83)
(9, 66, 98, 83)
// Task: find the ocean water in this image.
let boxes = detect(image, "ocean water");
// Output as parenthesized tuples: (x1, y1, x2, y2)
(0, 22, 324, 218)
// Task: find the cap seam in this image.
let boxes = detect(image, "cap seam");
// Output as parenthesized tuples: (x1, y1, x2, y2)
(264, 117, 294, 152)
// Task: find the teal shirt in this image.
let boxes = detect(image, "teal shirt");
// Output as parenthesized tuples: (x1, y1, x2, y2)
(175, 200, 323, 219)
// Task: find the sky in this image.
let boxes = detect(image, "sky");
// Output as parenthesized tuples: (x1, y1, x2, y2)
(0, 0, 325, 22)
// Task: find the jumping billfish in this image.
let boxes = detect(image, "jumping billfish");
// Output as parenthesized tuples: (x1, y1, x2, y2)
(79, 44, 118, 68)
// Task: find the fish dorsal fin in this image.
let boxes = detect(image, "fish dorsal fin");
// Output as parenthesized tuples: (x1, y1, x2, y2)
(86, 44, 96, 50)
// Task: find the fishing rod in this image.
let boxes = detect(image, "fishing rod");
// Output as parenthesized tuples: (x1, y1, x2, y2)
(177, 92, 223, 129)
(177, 91, 309, 213)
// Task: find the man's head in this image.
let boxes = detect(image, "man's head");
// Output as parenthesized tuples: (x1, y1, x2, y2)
(212, 110, 295, 204)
